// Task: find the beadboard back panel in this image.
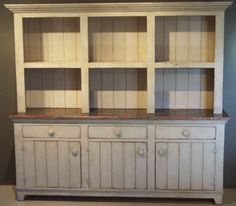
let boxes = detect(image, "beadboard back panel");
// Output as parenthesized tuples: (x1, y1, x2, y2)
(88, 17, 147, 63)
(155, 16, 215, 63)
(155, 68, 214, 109)
(23, 18, 81, 63)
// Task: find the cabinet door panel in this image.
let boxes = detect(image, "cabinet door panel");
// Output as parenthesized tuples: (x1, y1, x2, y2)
(23, 140, 81, 188)
(156, 142, 216, 191)
(88, 142, 147, 190)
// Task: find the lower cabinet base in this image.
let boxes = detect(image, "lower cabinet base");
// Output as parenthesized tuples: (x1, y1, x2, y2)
(16, 188, 223, 205)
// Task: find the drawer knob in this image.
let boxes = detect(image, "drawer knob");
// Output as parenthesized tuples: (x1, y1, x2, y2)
(182, 129, 190, 138)
(157, 149, 168, 157)
(137, 148, 145, 157)
(72, 147, 78, 156)
(48, 128, 55, 137)
(113, 128, 121, 137)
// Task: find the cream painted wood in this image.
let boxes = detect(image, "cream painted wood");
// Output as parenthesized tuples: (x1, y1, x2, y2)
(155, 125, 216, 139)
(7, 1, 231, 204)
(22, 124, 81, 138)
(88, 125, 147, 139)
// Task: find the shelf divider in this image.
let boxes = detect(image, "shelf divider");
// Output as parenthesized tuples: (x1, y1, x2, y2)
(24, 62, 82, 69)
(80, 15, 89, 114)
(155, 62, 215, 69)
(147, 14, 156, 114)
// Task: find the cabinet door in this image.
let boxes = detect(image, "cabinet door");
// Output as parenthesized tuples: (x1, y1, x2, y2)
(88, 142, 147, 189)
(23, 141, 81, 188)
(156, 142, 216, 191)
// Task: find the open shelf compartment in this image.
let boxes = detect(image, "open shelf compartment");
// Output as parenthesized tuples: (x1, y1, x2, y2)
(23, 17, 81, 64)
(155, 68, 214, 110)
(155, 16, 215, 64)
(25, 68, 81, 109)
(88, 16, 147, 63)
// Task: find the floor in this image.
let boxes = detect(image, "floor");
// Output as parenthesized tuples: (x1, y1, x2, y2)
(0, 186, 236, 206)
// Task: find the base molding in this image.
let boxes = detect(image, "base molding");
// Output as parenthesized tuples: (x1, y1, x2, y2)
(16, 188, 223, 204)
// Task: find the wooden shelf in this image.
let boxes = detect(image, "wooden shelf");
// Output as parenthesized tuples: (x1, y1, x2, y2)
(88, 62, 147, 69)
(24, 62, 82, 69)
(10, 108, 229, 121)
(155, 62, 215, 69)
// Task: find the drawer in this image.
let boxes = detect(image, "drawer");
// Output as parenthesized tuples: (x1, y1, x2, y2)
(156, 126, 216, 140)
(88, 125, 147, 139)
(23, 125, 81, 138)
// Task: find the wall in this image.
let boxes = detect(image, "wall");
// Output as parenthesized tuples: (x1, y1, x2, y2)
(0, 0, 235, 187)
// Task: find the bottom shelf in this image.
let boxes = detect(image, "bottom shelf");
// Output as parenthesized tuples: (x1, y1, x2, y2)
(10, 108, 229, 121)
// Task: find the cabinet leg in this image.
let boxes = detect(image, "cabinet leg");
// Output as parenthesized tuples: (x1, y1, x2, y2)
(214, 195, 223, 205)
(16, 192, 25, 201)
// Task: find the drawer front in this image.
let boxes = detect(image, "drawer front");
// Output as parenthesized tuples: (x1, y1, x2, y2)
(23, 125, 81, 138)
(88, 125, 147, 139)
(156, 126, 216, 139)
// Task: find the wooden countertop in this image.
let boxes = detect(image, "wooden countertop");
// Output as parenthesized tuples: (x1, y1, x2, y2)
(9, 108, 229, 121)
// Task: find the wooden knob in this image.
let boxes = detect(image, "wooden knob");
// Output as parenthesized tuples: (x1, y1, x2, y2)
(157, 149, 167, 157)
(48, 128, 55, 137)
(113, 128, 121, 137)
(72, 147, 78, 156)
(137, 148, 145, 157)
(182, 129, 190, 138)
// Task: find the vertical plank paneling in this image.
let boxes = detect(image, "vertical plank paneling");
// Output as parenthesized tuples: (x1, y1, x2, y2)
(89, 142, 100, 188)
(24, 141, 36, 187)
(156, 143, 167, 189)
(52, 18, 64, 62)
(176, 16, 189, 62)
(136, 143, 147, 189)
(58, 142, 70, 188)
(40, 18, 52, 62)
(101, 18, 114, 62)
(155, 69, 164, 109)
(25, 70, 31, 107)
(100, 142, 112, 189)
(201, 16, 215, 62)
(201, 69, 213, 109)
(138, 17, 147, 62)
(114, 69, 126, 108)
(179, 143, 191, 190)
(203, 143, 215, 190)
(138, 69, 147, 109)
(28, 18, 41, 61)
(167, 143, 179, 190)
(112, 143, 124, 189)
(155, 17, 164, 62)
(64, 18, 77, 62)
(90, 69, 102, 108)
(102, 69, 114, 108)
(188, 69, 201, 109)
(23, 19, 29, 62)
(189, 16, 202, 62)
(29, 69, 42, 108)
(69, 142, 81, 188)
(41, 69, 54, 108)
(65, 69, 78, 108)
(76, 18, 80, 62)
(126, 69, 138, 108)
(164, 17, 176, 62)
(176, 68, 188, 109)
(126, 17, 138, 62)
(35, 141, 47, 187)
(114, 18, 126, 62)
(46, 142, 59, 187)
(124, 143, 135, 189)
(191, 143, 203, 190)
(53, 69, 65, 108)
(163, 69, 176, 109)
